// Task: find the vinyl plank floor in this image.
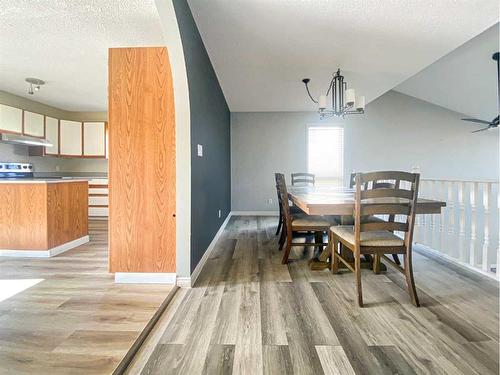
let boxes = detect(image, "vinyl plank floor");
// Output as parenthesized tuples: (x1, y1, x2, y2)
(132, 216, 499, 375)
(0, 220, 173, 375)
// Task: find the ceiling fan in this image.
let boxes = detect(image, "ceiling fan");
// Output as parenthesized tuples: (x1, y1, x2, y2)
(461, 51, 499, 133)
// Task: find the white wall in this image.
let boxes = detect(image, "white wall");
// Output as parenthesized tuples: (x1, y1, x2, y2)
(231, 90, 499, 211)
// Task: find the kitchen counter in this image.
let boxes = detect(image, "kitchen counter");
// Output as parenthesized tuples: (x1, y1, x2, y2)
(0, 180, 89, 256)
(0, 178, 89, 184)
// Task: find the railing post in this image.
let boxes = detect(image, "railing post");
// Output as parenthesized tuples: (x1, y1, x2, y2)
(439, 180, 446, 254)
(482, 182, 491, 273)
(447, 181, 455, 259)
(469, 182, 478, 266)
(429, 180, 436, 249)
(458, 182, 467, 262)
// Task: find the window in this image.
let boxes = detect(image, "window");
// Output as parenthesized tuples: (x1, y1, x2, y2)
(307, 125, 344, 185)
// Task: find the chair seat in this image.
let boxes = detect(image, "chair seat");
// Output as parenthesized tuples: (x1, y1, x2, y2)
(292, 215, 337, 229)
(330, 225, 404, 247)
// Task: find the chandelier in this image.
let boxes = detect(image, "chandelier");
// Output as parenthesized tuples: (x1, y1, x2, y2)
(302, 69, 365, 119)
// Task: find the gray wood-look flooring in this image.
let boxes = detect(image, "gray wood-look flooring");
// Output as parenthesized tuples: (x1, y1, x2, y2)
(0, 220, 173, 375)
(136, 216, 499, 375)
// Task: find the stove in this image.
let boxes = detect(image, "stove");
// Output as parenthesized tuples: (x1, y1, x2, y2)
(0, 162, 34, 179)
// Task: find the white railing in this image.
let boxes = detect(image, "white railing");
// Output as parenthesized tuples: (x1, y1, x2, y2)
(414, 179, 499, 279)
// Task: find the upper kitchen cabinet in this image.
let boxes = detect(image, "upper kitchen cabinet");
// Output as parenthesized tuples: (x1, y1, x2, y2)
(60, 120, 82, 156)
(0, 104, 23, 134)
(44, 117, 59, 155)
(23, 111, 45, 138)
(83, 122, 106, 158)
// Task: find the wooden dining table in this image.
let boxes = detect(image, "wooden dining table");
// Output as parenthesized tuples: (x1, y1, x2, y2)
(287, 185, 447, 269)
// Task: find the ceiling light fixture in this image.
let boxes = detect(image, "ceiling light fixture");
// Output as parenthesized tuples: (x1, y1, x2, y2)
(25, 78, 45, 95)
(302, 69, 365, 119)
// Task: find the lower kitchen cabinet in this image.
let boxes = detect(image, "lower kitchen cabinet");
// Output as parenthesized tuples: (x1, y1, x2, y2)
(88, 178, 108, 217)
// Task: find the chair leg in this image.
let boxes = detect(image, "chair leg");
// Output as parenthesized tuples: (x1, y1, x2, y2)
(373, 253, 381, 274)
(282, 234, 293, 264)
(278, 226, 286, 250)
(403, 253, 420, 307)
(276, 214, 282, 236)
(354, 250, 363, 307)
(392, 254, 401, 265)
(331, 234, 339, 274)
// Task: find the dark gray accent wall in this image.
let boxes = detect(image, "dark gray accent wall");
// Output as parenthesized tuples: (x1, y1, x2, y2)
(173, 0, 231, 274)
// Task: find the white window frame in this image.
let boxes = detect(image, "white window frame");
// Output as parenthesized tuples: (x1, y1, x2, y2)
(306, 123, 344, 186)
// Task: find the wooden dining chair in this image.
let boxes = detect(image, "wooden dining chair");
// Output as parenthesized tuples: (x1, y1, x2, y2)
(329, 171, 420, 307)
(276, 173, 336, 264)
(291, 172, 315, 186)
(275, 173, 302, 248)
(349, 172, 401, 265)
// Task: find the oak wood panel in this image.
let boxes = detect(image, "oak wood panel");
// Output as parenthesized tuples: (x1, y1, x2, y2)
(0, 181, 88, 250)
(47, 181, 88, 248)
(108, 47, 176, 273)
(0, 183, 48, 249)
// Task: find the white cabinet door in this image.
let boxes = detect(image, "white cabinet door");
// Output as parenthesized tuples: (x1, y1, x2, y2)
(45, 117, 59, 155)
(23, 111, 45, 137)
(0, 104, 22, 133)
(83, 122, 106, 157)
(60, 120, 82, 156)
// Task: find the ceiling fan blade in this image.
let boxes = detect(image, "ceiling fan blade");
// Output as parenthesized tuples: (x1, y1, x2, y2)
(471, 126, 491, 133)
(461, 118, 492, 125)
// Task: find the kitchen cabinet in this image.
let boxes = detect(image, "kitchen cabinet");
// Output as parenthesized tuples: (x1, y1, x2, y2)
(0, 104, 22, 134)
(44, 117, 59, 155)
(23, 111, 45, 137)
(83, 122, 106, 157)
(60, 120, 82, 156)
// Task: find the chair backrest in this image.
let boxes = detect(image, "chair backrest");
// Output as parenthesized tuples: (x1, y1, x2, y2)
(276, 173, 293, 234)
(275, 173, 283, 214)
(291, 172, 315, 186)
(349, 171, 397, 190)
(354, 171, 420, 249)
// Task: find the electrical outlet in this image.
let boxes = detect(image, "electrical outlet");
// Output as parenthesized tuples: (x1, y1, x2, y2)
(268, 198, 273, 205)
(218, 209, 222, 218)
(197, 144, 203, 157)
(55, 165, 60, 172)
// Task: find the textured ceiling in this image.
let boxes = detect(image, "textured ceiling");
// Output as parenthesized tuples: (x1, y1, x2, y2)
(0, 0, 165, 111)
(187, 0, 499, 112)
(396, 23, 499, 121)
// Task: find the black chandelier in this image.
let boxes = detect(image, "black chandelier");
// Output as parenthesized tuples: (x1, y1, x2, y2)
(302, 69, 365, 119)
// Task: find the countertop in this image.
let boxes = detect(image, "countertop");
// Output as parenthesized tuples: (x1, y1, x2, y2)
(0, 178, 90, 184)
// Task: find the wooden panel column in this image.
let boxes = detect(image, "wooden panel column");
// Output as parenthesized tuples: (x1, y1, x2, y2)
(108, 47, 176, 274)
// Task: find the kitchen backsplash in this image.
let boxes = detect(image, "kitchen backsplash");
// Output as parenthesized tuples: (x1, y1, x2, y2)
(0, 143, 108, 174)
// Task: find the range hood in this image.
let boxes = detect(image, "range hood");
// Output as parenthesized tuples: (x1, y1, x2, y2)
(0, 132, 53, 147)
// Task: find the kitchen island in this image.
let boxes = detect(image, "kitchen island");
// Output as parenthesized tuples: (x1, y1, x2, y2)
(0, 179, 88, 256)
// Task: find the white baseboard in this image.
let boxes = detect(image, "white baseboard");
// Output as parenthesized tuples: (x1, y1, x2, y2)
(0, 235, 90, 258)
(115, 272, 177, 284)
(177, 212, 233, 288)
(231, 211, 278, 216)
(414, 243, 499, 282)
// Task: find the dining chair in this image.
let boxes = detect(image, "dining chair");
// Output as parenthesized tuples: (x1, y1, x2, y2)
(349, 172, 401, 265)
(329, 171, 420, 307)
(274, 173, 302, 248)
(277, 173, 337, 264)
(291, 172, 315, 186)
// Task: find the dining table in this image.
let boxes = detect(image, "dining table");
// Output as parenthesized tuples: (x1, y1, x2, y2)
(287, 185, 447, 269)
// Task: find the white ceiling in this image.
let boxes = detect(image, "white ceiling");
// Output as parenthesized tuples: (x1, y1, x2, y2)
(188, 0, 499, 112)
(396, 23, 499, 120)
(0, 0, 165, 111)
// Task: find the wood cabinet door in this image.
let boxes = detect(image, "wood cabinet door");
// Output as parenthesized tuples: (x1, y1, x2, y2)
(23, 111, 45, 137)
(0, 104, 22, 134)
(83, 122, 106, 157)
(60, 120, 82, 156)
(45, 117, 59, 155)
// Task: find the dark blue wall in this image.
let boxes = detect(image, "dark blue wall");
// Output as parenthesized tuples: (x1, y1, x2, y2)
(173, 0, 231, 274)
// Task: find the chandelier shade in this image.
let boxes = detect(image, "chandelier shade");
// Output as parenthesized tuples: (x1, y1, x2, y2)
(302, 69, 365, 119)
